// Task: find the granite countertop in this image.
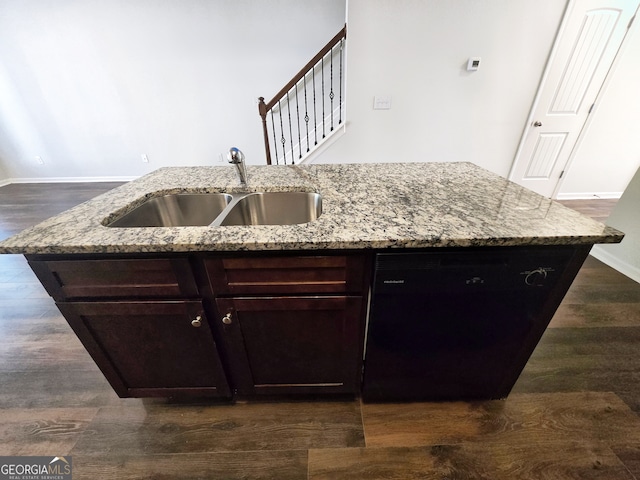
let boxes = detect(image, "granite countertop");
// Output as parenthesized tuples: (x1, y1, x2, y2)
(0, 162, 624, 255)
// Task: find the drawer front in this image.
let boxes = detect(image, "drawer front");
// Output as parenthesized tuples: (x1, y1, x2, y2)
(205, 254, 367, 295)
(29, 257, 198, 301)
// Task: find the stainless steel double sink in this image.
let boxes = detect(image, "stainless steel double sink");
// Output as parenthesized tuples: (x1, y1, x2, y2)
(106, 192, 322, 228)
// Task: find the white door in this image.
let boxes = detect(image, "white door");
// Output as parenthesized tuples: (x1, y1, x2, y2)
(509, 0, 639, 198)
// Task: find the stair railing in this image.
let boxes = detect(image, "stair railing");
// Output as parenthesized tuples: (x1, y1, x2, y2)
(258, 25, 346, 165)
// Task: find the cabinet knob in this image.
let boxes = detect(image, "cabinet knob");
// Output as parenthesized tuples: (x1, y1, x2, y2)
(222, 313, 233, 325)
(191, 315, 202, 328)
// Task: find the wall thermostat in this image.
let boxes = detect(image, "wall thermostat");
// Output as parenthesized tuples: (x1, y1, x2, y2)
(467, 57, 481, 71)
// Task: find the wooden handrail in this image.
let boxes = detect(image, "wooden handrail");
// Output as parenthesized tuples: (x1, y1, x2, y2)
(259, 25, 347, 165)
(262, 25, 346, 112)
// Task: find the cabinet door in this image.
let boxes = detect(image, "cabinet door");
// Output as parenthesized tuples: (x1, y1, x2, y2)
(214, 296, 364, 395)
(58, 301, 231, 398)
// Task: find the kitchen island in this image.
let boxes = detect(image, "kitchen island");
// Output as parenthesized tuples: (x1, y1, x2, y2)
(0, 162, 624, 401)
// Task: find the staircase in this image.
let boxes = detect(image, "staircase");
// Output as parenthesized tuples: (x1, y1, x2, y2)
(258, 26, 346, 165)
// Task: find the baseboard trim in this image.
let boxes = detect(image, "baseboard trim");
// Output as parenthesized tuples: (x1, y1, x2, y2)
(556, 192, 623, 200)
(590, 245, 640, 284)
(1, 175, 138, 186)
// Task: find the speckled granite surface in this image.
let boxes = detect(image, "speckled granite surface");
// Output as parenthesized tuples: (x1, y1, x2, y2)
(0, 162, 624, 255)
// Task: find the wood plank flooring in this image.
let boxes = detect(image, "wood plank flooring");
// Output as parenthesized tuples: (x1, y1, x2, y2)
(1, 185, 639, 479)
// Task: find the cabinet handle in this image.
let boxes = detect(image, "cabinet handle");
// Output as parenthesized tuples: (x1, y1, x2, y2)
(191, 315, 202, 328)
(222, 312, 233, 325)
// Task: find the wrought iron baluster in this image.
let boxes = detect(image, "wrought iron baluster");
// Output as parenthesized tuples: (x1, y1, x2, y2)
(313, 65, 318, 146)
(322, 56, 326, 139)
(286, 91, 294, 165)
(295, 82, 302, 160)
(330, 46, 335, 132)
(278, 99, 286, 165)
(270, 110, 278, 166)
(304, 73, 310, 153)
(339, 39, 343, 125)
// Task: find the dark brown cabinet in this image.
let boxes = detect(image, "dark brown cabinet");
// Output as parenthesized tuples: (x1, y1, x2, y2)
(29, 257, 198, 300)
(28, 255, 231, 398)
(58, 300, 230, 398)
(215, 296, 364, 395)
(205, 255, 366, 295)
(27, 252, 370, 399)
(24, 247, 584, 402)
(204, 254, 369, 396)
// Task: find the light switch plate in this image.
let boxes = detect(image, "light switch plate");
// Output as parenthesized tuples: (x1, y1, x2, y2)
(373, 95, 392, 110)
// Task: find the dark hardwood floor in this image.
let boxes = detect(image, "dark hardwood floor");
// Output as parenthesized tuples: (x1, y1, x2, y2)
(1, 187, 639, 479)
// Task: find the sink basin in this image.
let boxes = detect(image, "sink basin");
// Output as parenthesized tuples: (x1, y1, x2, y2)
(217, 192, 322, 226)
(106, 191, 322, 227)
(107, 193, 232, 227)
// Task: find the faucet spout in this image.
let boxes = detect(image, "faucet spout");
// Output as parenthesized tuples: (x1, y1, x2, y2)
(227, 147, 247, 186)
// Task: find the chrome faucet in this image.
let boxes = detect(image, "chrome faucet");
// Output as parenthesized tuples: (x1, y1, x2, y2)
(227, 147, 247, 186)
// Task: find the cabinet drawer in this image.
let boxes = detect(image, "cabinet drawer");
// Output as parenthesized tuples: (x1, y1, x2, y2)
(29, 257, 198, 301)
(205, 254, 367, 295)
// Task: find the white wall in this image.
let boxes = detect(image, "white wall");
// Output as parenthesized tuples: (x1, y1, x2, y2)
(3, 0, 637, 196)
(315, 0, 568, 177)
(591, 166, 640, 282)
(0, 0, 346, 182)
(316, 0, 640, 199)
(557, 15, 640, 199)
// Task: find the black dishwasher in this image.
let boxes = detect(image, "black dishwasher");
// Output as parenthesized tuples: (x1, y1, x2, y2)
(362, 246, 578, 401)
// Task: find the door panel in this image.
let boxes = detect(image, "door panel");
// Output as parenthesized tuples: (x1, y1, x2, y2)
(551, 8, 622, 114)
(58, 300, 231, 397)
(526, 133, 569, 178)
(215, 296, 364, 395)
(510, 0, 639, 197)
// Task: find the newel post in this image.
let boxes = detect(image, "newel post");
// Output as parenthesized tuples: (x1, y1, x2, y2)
(258, 97, 272, 165)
